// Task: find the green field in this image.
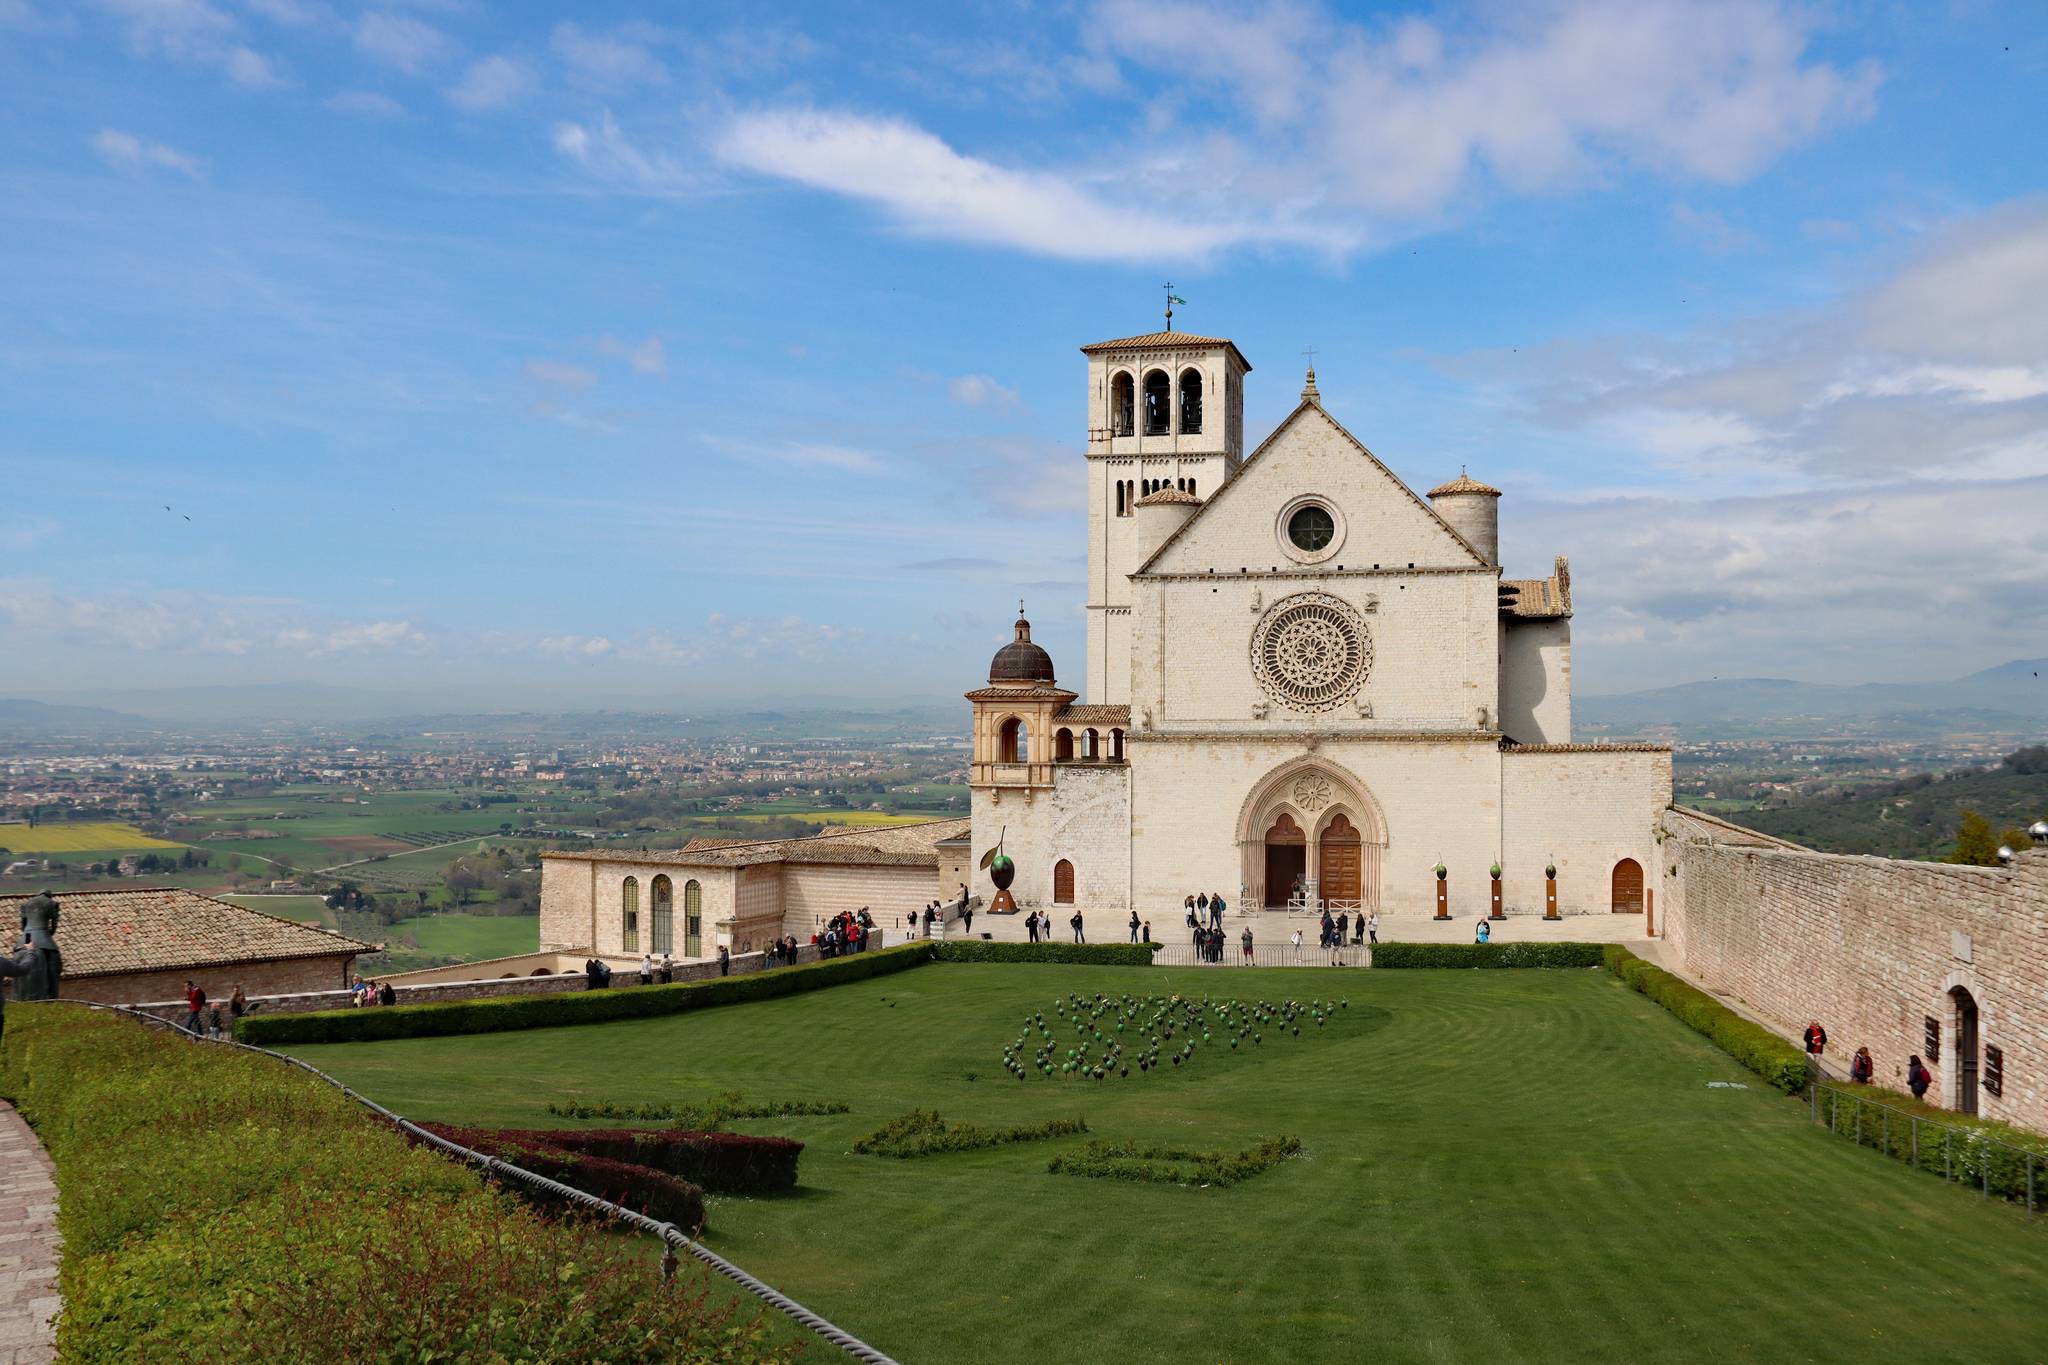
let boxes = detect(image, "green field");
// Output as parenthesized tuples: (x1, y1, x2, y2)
(0, 820, 180, 853)
(219, 894, 332, 923)
(295, 965, 2048, 1363)
(384, 912, 538, 961)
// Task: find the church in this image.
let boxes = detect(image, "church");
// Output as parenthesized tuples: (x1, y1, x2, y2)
(965, 327, 1671, 920)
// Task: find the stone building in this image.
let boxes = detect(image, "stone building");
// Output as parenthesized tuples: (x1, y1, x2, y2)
(1, 887, 373, 1006)
(967, 328, 1671, 920)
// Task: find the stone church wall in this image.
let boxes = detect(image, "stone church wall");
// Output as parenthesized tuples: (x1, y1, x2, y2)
(781, 863, 936, 941)
(539, 856, 736, 960)
(1498, 619, 1571, 745)
(1662, 809, 2048, 1132)
(971, 763, 1130, 911)
(1499, 747, 1669, 916)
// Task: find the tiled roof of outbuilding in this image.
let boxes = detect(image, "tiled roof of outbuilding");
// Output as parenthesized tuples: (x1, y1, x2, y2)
(1054, 703, 1132, 725)
(544, 818, 974, 870)
(1133, 486, 1201, 507)
(0, 887, 373, 979)
(1428, 473, 1502, 497)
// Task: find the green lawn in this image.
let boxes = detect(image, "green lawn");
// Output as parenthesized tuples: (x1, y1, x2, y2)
(292, 966, 2048, 1363)
(388, 911, 538, 960)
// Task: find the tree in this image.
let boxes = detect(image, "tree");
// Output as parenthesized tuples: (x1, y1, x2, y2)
(1948, 810, 2001, 866)
(2004, 745, 2048, 775)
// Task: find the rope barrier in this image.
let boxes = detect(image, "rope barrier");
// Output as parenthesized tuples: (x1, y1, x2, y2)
(52, 1000, 901, 1364)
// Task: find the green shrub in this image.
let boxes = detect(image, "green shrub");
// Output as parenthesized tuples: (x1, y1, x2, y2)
(933, 941, 1163, 966)
(1814, 1083, 2048, 1203)
(0, 1005, 791, 1362)
(1369, 941, 1605, 969)
(1047, 1136, 1303, 1187)
(1601, 947, 1810, 1094)
(514, 1127, 803, 1197)
(544, 1091, 849, 1129)
(418, 1123, 710, 1232)
(240, 941, 936, 1045)
(850, 1109, 1089, 1158)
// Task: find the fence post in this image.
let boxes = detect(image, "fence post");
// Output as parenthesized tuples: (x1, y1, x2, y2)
(1945, 1130, 1953, 1183)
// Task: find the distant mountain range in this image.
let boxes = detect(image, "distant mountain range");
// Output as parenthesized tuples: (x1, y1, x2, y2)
(0, 698, 152, 736)
(1578, 659, 2048, 738)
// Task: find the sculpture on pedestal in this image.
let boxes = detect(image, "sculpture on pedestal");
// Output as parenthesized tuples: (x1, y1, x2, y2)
(0, 891, 61, 1037)
(981, 828, 1018, 915)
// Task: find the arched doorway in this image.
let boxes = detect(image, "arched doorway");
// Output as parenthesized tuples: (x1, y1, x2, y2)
(1263, 814, 1307, 907)
(1318, 813, 1362, 906)
(1611, 858, 1644, 913)
(1951, 986, 1980, 1115)
(1053, 859, 1075, 904)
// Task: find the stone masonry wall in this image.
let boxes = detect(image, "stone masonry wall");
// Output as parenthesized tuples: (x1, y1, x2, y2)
(1501, 748, 1669, 917)
(781, 864, 934, 940)
(60, 951, 358, 1008)
(972, 762, 1131, 912)
(1663, 809, 2048, 1132)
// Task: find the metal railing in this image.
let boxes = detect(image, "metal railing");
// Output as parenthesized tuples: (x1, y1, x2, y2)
(1813, 1082, 2042, 1215)
(55, 1000, 900, 1363)
(1147, 942, 1371, 968)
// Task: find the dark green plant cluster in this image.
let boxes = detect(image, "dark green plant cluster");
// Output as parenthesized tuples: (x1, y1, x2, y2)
(1601, 946, 1810, 1093)
(544, 1091, 849, 1130)
(1047, 1136, 1303, 1187)
(419, 1122, 710, 1232)
(433, 1122, 804, 1198)
(1815, 1083, 2048, 1204)
(1369, 941, 1606, 968)
(0, 1006, 793, 1363)
(239, 941, 937, 1045)
(849, 1109, 1088, 1159)
(933, 941, 1162, 965)
(1004, 990, 1349, 1082)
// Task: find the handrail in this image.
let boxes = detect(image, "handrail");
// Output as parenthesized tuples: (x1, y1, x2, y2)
(47, 1000, 901, 1364)
(1812, 1079, 2042, 1214)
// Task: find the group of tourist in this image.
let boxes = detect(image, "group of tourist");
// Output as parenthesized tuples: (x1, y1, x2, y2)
(347, 975, 395, 1008)
(768, 936, 803, 966)
(1806, 1019, 1934, 1100)
(816, 908, 875, 957)
(1020, 907, 1089, 943)
(1182, 892, 1229, 932)
(180, 980, 254, 1037)
(637, 953, 678, 985)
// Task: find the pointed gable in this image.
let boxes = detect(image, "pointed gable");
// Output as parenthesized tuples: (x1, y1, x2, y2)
(1137, 400, 1486, 575)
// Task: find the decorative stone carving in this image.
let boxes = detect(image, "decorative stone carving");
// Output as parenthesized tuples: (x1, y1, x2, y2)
(1251, 702, 1270, 719)
(1250, 591, 1372, 714)
(1248, 588, 1263, 613)
(1356, 698, 1374, 718)
(1292, 773, 1332, 812)
(1361, 593, 1379, 613)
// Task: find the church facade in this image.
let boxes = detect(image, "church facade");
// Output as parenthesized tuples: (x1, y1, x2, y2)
(967, 329, 1671, 920)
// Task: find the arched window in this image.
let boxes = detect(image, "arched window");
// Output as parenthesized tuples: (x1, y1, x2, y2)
(1188, 478, 1196, 498)
(1123, 479, 1134, 515)
(651, 874, 673, 954)
(1143, 370, 1170, 434)
(1110, 371, 1135, 436)
(1053, 859, 1076, 904)
(1055, 728, 1074, 761)
(1083, 727, 1100, 760)
(1178, 369, 1204, 434)
(1114, 481, 1125, 517)
(621, 876, 639, 953)
(1110, 727, 1125, 761)
(684, 879, 702, 957)
(999, 716, 1029, 763)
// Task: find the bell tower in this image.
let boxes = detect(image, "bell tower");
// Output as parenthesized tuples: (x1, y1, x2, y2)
(1080, 328, 1251, 705)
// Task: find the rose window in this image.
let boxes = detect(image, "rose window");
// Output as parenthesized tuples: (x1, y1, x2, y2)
(1252, 593, 1371, 713)
(1292, 774, 1332, 811)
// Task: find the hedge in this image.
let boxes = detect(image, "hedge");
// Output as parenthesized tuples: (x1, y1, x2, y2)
(1813, 1083, 2048, 1204)
(1368, 941, 1606, 969)
(1601, 946, 1810, 1094)
(545, 1092, 849, 1129)
(850, 1109, 1088, 1158)
(419, 1123, 709, 1233)
(932, 941, 1163, 966)
(239, 940, 937, 1045)
(1047, 1136, 1302, 1187)
(506, 1126, 802, 1197)
(0, 1005, 792, 1362)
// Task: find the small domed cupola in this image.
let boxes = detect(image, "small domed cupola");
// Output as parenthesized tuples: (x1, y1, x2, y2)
(988, 606, 1056, 685)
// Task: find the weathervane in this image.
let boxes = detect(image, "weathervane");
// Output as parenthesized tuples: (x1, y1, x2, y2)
(1164, 282, 1186, 331)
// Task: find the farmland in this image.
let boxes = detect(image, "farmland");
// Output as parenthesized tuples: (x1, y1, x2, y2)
(0, 821, 180, 853)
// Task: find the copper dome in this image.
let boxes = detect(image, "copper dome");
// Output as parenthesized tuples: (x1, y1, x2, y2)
(989, 613, 1055, 684)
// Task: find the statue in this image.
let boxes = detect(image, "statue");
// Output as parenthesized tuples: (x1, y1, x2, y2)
(0, 891, 60, 1035)
(980, 828, 1018, 915)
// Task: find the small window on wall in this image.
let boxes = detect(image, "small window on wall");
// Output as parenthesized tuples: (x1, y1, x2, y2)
(684, 879, 703, 957)
(651, 874, 673, 955)
(1984, 1044, 2004, 1098)
(621, 876, 639, 953)
(1924, 1015, 1941, 1058)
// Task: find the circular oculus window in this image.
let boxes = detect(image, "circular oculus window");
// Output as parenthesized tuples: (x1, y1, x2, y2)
(1287, 504, 1336, 552)
(1251, 593, 1372, 713)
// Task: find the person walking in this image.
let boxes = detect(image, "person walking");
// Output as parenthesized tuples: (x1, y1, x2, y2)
(1210, 895, 1224, 932)
(1128, 911, 1140, 943)
(660, 954, 674, 983)
(718, 944, 731, 977)
(1907, 1054, 1932, 1100)
(1241, 926, 1254, 964)
(1026, 909, 1041, 943)
(1336, 911, 1349, 947)
(1142, 919, 1152, 944)
(1803, 1020, 1828, 1061)
(640, 953, 654, 987)
(1070, 910, 1085, 944)
(1290, 928, 1303, 963)
(1474, 918, 1490, 944)
(378, 980, 396, 1006)
(183, 980, 206, 1036)
(1850, 1046, 1874, 1084)
(229, 984, 249, 1025)
(961, 901, 974, 936)
(1367, 913, 1378, 945)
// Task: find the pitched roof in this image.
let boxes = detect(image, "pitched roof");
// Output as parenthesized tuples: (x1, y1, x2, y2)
(543, 818, 974, 871)
(0, 887, 373, 979)
(1133, 399, 1489, 576)
(1499, 556, 1573, 620)
(1428, 472, 1502, 497)
(1054, 703, 1132, 725)
(1079, 331, 1252, 370)
(1133, 486, 1201, 507)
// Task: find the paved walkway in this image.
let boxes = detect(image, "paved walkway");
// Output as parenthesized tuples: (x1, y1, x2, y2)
(0, 1103, 58, 1364)
(947, 906, 1658, 949)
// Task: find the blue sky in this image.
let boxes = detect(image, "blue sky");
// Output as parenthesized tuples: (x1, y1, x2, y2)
(3, 0, 2046, 708)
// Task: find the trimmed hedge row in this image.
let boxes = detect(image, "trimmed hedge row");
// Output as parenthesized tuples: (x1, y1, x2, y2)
(850, 1109, 1089, 1159)
(0, 1006, 790, 1362)
(239, 941, 937, 1045)
(1601, 946, 1810, 1094)
(544, 1092, 849, 1129)
(1047, 1136, 1303, 1187)
(512, 1127, 802, 1196)
(933, 941, 1162, 966)
(420, 1123, 709, 1233)
(1369, 941, 1606, 969)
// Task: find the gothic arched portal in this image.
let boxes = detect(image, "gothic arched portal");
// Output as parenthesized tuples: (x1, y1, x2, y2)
(1236, 759, 1386, 911)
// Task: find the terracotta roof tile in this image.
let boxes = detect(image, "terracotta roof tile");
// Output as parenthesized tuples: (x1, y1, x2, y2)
(1053, 703, 1132, 725)
(0, 887, 373, 979)
(1133, 486, 1201, 506)
(544, 818, 973, 870)
(1079, 332, 1252, 370)
(1428, 473, 1502, 497)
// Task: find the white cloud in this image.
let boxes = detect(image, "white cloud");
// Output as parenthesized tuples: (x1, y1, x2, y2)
(0, 578, 429, 660)
(715, 107, 1336, 262)
(553, 113, 701, 196)
(91, 0, 285, 87)
(324, 89, 404, 119)
(353, 11, 448, 73)
(274, 619, 425, 654)
(948, 374, 1020, 412)
(597, 333, 665, 376)
(706, 436, 886, 473)
(523, 358, 598, 390)
(536, 634, 614, 657)
(90, 128, 201, 177)
(446, 54, 534, 111)
(551, 20, 667, 89)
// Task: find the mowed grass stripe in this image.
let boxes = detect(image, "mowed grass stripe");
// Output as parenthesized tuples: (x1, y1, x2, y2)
(291, 965, 2048, 1363)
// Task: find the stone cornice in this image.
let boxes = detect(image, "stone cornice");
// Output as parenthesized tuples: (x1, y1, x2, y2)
(1139, 564, 1497, 581)
(1128, 728, 1504, 745)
